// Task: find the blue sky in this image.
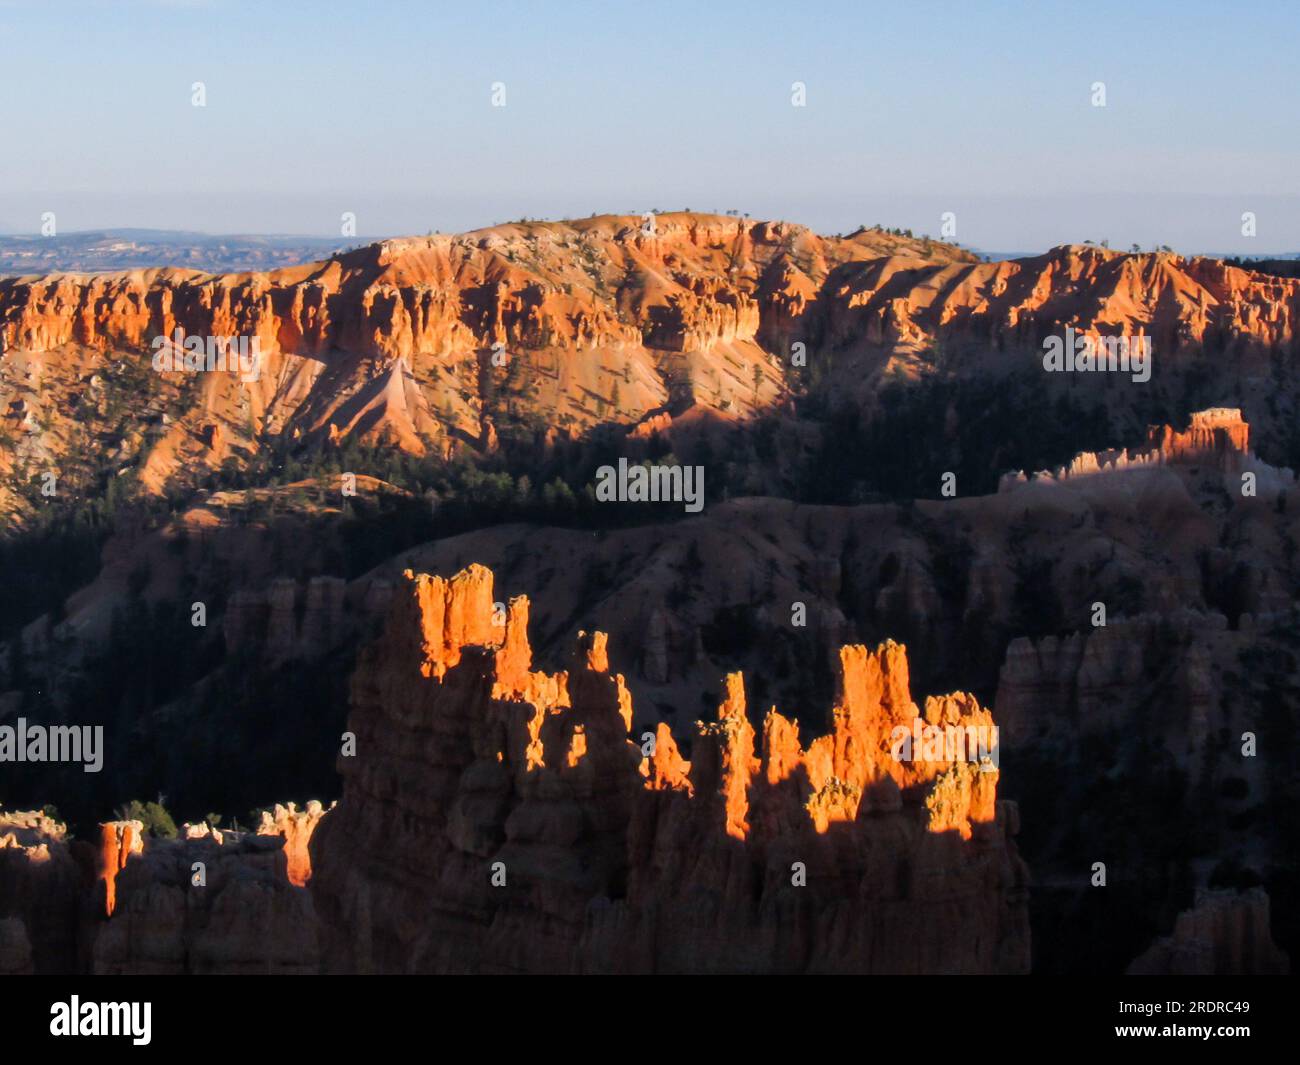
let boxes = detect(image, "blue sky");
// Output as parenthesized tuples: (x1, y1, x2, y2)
(1, 0, 1297, 251)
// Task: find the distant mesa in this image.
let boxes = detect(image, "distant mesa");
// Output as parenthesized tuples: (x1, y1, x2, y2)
(1, 214, 1298, 527)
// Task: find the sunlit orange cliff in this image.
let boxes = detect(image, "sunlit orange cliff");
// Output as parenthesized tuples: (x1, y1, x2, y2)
(307, 564, 1030, 973)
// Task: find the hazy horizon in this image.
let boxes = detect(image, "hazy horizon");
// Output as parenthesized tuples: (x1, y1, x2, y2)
(0, 210, 1298, 260)
(2, 0, 1298, 253)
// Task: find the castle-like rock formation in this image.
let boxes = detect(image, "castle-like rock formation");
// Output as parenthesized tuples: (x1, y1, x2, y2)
(0, 811, 84, 973)
(92, 816, 323, 975)
(309, 564, 1030, 973)
(998, 407, 1294, 495)
(0, 803, 326, 975)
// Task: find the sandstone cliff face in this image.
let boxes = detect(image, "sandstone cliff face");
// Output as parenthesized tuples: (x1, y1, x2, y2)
(991, 401, 1298, 765)
(97, 820, 144, 917)
(1126, 889, 1289, 975)
(1147, 407, 1251, 461)
(0, 215, 930, 508)
(998, 407, 1293, 495)
(223, 577, 350, 661)
(5, 227, 1288, 395)
(0, 811, 86, 973)
(811, 245, 1300, 395)
(6, 214, 1295, 532)
(0, 216, 961, 371)
(92, 822, 321, 975)
(0, 803, 323, 975)
(309, 564, 1029, 974)
(256, 801, 329, 888)
(995, 610, 1227, 754)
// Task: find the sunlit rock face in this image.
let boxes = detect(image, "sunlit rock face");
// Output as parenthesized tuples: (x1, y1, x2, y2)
(7, 214, 1295, 532)
(0, 806, 327, 975)
(88, 809, 327, 975)
(998, 408, 1293, 494)
(310, 564, 1030, 974)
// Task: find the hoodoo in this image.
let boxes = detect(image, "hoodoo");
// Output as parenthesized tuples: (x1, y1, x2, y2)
(308, 564, 1030, 973)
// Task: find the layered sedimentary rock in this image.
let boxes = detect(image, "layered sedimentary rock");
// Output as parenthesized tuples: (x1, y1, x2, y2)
(5, 214, 1296, 533)
(223, 577, 349, 661)
(1127, 889, 1289, 975)
(92, 821, 321, 975)
(310, 564, 1030, 974)
(1147, 407, 1251, 461)
(995, 610, 1224, 753)
(0, 803, 323, 975)
(0, 215, 889, 496)
(4, 227, 1289, 396)
(998, 407, 1293, 493)
(0, 217, 962, 369)
(819, 243, 1299, 357)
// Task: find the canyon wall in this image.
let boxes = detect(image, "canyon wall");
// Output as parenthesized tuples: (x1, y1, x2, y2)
(0, 811, 86, 974)
(92, 812, 324, 975)
(995, 610, 1226, 753)
(5, 228, 1292, 382)
(998, 407, 1294, 495)
(1127, 889, 1289, 975)
(0, 217, 966, 370)
(308, 563, 1030, 974)
(223, 576, 351, 662)
(4, 217, 1297, 525)
(0, 804, 324, 975)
